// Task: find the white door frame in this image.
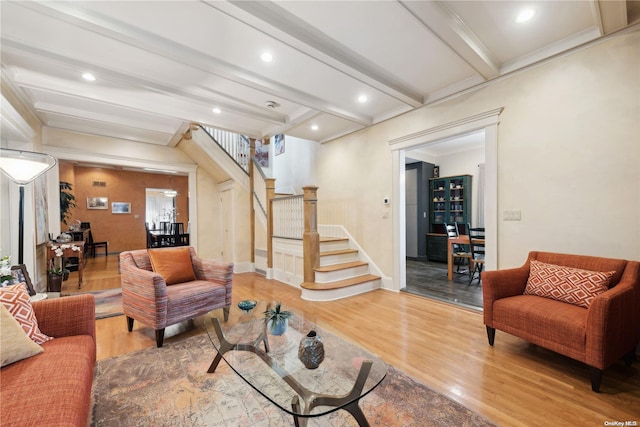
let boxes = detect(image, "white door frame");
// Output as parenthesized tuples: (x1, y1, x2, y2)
(389, 108, 502, 291)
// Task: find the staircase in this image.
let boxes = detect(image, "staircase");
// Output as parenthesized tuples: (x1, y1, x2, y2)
(301, 236, 381, 301)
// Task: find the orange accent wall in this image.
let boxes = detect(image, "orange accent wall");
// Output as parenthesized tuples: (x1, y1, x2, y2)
(59, 161, 188, 252)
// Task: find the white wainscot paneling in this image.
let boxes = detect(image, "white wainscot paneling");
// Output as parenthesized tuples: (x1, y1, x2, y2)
(272, 237, 304, 288)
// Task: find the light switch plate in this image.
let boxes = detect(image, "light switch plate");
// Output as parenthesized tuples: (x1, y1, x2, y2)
(504, 209, 521, 220)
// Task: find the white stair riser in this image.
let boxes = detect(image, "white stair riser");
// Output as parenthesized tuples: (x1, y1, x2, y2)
(315, 265, 370, 283)
(319, 240, 350, 252)
(301, 278, 381, 302)
(319, 252, 359, 266)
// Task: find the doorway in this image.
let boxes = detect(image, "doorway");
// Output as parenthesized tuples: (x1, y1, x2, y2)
(390, 107, 501, 309)
(403, 133, 485, 309)
(145, 188, 177, 230)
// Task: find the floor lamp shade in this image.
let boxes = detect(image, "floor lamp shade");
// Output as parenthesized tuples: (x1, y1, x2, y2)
(0, 149, 57, 266)
(0, 149, 57, 184)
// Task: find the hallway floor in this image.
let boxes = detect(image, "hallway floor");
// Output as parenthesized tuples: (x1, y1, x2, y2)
(403, 259, 483, 310)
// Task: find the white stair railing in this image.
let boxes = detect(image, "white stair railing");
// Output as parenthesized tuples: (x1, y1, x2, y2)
(201, 125, 250, 174)
(272, 195, 304, 239)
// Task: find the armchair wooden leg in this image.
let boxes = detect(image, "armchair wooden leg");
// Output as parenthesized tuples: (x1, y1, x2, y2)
(126, 316, 134, 332)
(155, 329, 165, 348)
(590, 367, 602, 392)
(223, 306, 230, 321)
(486, 326, 496, 346)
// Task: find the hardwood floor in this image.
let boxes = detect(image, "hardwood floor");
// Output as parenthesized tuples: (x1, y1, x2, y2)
(77, 255, 639, 426)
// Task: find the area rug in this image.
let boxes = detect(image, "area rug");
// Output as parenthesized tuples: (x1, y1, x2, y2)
(92, 333, 495, 426)
(63, 289, 123, 319)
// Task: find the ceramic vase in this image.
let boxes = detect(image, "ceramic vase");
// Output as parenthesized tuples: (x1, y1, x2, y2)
(298, 330, 324, 369)
(267, 318, 288, 336)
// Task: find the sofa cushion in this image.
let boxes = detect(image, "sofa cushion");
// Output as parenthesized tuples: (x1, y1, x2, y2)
(0, 304, 43, 367)
(524, 260, 615, 308)
(0, 335, 95, 427)
(148, 247, 196, 285)
(0, 283, 52, 344)
(493, 295, 588, 357)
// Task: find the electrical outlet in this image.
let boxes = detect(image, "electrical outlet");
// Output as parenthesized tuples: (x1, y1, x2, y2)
(503, 209, 521, 221)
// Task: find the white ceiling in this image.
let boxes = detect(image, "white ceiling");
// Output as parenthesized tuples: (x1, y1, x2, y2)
(1, 1, 636, 147)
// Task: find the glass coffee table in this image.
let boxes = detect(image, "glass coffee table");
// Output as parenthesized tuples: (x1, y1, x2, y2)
(206, 301, 387, 427)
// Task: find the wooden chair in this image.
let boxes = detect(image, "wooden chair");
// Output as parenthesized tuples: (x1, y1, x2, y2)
(469, 237, 485, 285)
(145, 224, 159, 248)
(85, 229, 108, 257)
(447, 223, 471, 273)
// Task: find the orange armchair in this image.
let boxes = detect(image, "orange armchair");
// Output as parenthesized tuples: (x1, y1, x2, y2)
(120, 247, 233, 347)
(482, 251, 640, 392)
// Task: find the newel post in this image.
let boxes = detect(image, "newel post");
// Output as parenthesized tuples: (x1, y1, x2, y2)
(266, 178, 276, 270)
(303, 186, 319, 284)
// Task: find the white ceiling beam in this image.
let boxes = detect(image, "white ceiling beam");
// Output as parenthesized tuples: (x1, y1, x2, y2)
(17, 1, 372, 127)
(33, 102, 178, 135)
(595, 0, 628, 34)
(210, 0, 424, 108)
(3, 39, 287, 126)
(399, 0, 500, 80)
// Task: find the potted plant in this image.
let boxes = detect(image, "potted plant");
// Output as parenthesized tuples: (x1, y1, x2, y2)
(263, 302, 292, 336)
(60, 181, 77, 225)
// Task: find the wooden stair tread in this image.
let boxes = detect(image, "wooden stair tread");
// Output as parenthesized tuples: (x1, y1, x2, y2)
(315, 261, 368, 272)
(320, 236, 349, 243)
(320, 248, 358, 257)
(301, 274, 380, 290)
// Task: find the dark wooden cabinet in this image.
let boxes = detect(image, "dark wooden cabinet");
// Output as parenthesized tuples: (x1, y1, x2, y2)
(426, 233, 448, 262)
(429, 175, 472, 235)
(427, 175, 472, 262)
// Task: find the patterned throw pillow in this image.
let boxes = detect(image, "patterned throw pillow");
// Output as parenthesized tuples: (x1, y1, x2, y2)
(1, 304, 43, 367)
(524, 260, 615, 308)
(0, 283, 53, 344)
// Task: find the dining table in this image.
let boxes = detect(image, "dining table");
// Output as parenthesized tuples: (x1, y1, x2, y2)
(447, 235, 484, 280)
(149, 230, 190, 247)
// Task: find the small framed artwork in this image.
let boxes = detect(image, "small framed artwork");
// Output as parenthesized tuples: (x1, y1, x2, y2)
(274, 134, 285, 156)
(87, 197, 108, 209)
(111, 202, 131, 214)
(433, 165, 440, 178)
(11, 264, 36, 296)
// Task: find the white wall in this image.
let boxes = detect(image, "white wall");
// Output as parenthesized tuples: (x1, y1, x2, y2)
(271, 135, 318, 194)
(316, 29, 640, 277)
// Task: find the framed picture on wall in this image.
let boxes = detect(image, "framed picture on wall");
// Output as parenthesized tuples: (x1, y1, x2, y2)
(274, 134, 285, 156)
(87, 197, 108, 209)
(111, 202, 131, 214)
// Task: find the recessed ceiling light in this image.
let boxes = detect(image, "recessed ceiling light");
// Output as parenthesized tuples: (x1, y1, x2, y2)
(358, 95, 368, 103)
(212, 108, 221, 114)
(515, 8, 535, 23)
(311, 124, 319, 131)
(261, 52, 273, 62)
(82, 72, 96, 81)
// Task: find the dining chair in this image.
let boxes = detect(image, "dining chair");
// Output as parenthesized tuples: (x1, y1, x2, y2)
(145, 224, 159, 248)
(85, 229, 108, 257)
(469, 237, 485, 285)
(446, 223, 471, 273)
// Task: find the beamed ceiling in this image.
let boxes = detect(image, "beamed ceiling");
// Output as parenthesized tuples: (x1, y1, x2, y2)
(1, 1, 638, 147)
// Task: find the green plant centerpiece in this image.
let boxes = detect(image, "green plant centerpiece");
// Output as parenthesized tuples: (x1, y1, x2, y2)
(59, 181, 77, 225)
(263, 302, 292, 336)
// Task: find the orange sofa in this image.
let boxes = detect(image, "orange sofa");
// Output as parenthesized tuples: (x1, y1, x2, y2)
(1, 294, 96, 426)
(482, 251, 640, 392)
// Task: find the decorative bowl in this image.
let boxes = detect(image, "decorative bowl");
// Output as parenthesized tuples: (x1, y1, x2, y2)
(238, 300, 257, 312)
